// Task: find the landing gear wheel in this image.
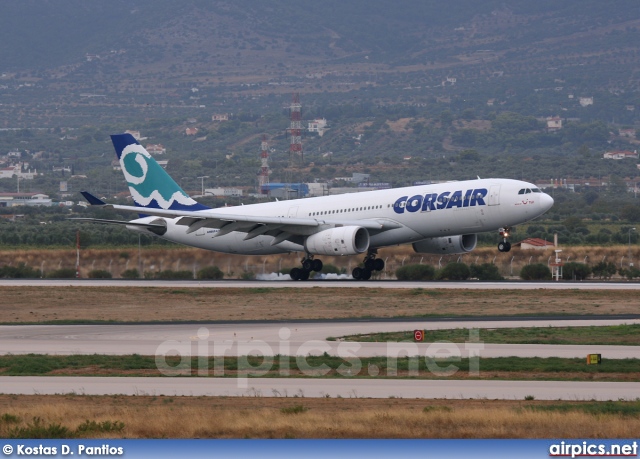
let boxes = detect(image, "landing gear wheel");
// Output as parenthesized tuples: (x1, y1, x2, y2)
(290, 267, 302, 281)
(302, 259, 313, 271)
(373, 258, 385, 271)
(362, 269, 372, 280)
(299, 269, 310, 281)
(364, 258, 376, 270)
(498, 241, 511, 253)
(311, 259, 323, 272)
(352, 267, 364, 280)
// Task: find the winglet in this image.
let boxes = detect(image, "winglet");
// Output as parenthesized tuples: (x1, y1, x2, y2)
(81, 191, 107, 206)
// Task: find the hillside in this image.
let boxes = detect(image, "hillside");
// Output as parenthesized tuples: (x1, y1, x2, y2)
(0, 0, 639, 128)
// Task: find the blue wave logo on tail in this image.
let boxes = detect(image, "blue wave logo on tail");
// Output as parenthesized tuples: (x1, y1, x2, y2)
(111, 134, 209, 211)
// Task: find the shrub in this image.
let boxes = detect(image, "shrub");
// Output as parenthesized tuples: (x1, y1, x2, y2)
(0, 263, 40, 278)
(520, 263, 552, 280)
(154, 270, 193, 280)
(121, 269, 140, 279)
(45, 268, 77, 279)
(87, 269, 112, 279)
(197, 266, 224, 280)
(8, 417, 74, 439)
(280, 405, 308, 414)
(469, 263, 503, 281)
(563, 262, 591, 281)
(321, 263, 343, 274)
(395, 264, 436, 281)
(436, 262, 470, 280)
(618, 267, 640, 280)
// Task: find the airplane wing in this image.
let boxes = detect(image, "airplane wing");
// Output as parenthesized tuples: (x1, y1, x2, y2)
(78, 192, 402, 244)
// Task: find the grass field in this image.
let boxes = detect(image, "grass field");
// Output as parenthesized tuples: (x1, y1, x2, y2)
(1, 287, 639, 323)
(338, 324, 640, 346)
(1, 355, 638, 381)
(1, 396, 639, 438)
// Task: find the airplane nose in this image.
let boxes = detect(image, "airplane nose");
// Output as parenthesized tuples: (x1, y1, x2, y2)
(540, 193, 554, 212)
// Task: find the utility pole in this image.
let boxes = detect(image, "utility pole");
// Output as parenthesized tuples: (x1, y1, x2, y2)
(197, 176, 209, 196)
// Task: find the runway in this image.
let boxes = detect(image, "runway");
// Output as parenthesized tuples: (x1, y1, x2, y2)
(1, 318, 638, 359)
(2, 279, 640, 289)
(0, 376, 638, 401)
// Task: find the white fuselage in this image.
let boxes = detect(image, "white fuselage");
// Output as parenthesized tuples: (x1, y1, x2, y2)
(130, 178, 553, 255)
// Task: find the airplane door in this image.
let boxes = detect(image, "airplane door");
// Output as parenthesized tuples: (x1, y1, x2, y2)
(288, 206, 299, 218)
(488, 185, 501, 206)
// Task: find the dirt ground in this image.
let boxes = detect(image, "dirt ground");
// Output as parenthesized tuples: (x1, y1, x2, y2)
(0, 287, 638, 323)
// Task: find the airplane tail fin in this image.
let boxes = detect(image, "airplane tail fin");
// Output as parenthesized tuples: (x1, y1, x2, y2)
(111, 133, 209, 211)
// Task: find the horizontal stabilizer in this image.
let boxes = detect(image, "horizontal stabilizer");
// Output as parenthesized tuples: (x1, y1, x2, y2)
(69, 218, 165, 229)
(80, 191, 108, 206)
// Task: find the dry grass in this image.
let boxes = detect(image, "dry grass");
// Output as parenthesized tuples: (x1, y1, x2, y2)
(0, 287, 638, 323)
(0, 395, 639, 438)
(2, 245, 639, 279)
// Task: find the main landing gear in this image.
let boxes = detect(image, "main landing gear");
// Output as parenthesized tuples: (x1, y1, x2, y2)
(498, 227, 512, 253)
(352, 251, 385, 281)
(290, 254, 323, 281)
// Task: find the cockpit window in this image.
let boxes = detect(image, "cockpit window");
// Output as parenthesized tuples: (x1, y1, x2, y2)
(532, 188, 541, 193)
(525, 189, 532, 194)
(518, 189, 525, 195)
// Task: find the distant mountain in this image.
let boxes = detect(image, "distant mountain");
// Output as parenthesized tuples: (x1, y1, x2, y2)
(0, 0, 639, 127)
(2, 1, 639, 72)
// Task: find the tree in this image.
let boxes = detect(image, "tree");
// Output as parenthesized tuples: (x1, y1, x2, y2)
(591, 261, 617, 280)
(562, 262, 591, 280)
(620, 205, 640, 223)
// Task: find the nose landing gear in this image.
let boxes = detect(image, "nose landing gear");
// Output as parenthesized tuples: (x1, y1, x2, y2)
(498, 227, 512, 252)
(352, 250, 385, 281)
(290, 254, 323, 281)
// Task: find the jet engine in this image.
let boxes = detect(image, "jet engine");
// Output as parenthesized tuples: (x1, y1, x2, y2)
(304, 226, 370, 256)
(412, 234, 477, 254)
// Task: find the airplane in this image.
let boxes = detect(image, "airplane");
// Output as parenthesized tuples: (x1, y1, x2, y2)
(75, 133, 554, 281)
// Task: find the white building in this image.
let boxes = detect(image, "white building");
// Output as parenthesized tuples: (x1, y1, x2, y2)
(603, 150, 638, 160)
(204, 187, 243, 197)
(579, 97, 594, 107)
(308, 118, 328, 137)
(146, 144, 166, 155)
(546, 116, 562, 131)
(0, 164, 38, 179)
(0, 193, 52, 207)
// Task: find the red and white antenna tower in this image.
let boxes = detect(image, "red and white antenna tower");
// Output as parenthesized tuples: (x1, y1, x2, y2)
(258, 134, 270, 194)
(287, 92, 303, 168)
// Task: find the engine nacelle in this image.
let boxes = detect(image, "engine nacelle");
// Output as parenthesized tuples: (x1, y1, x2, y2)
(412, 234, 477, 254)
(304, 226, 370, 256)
